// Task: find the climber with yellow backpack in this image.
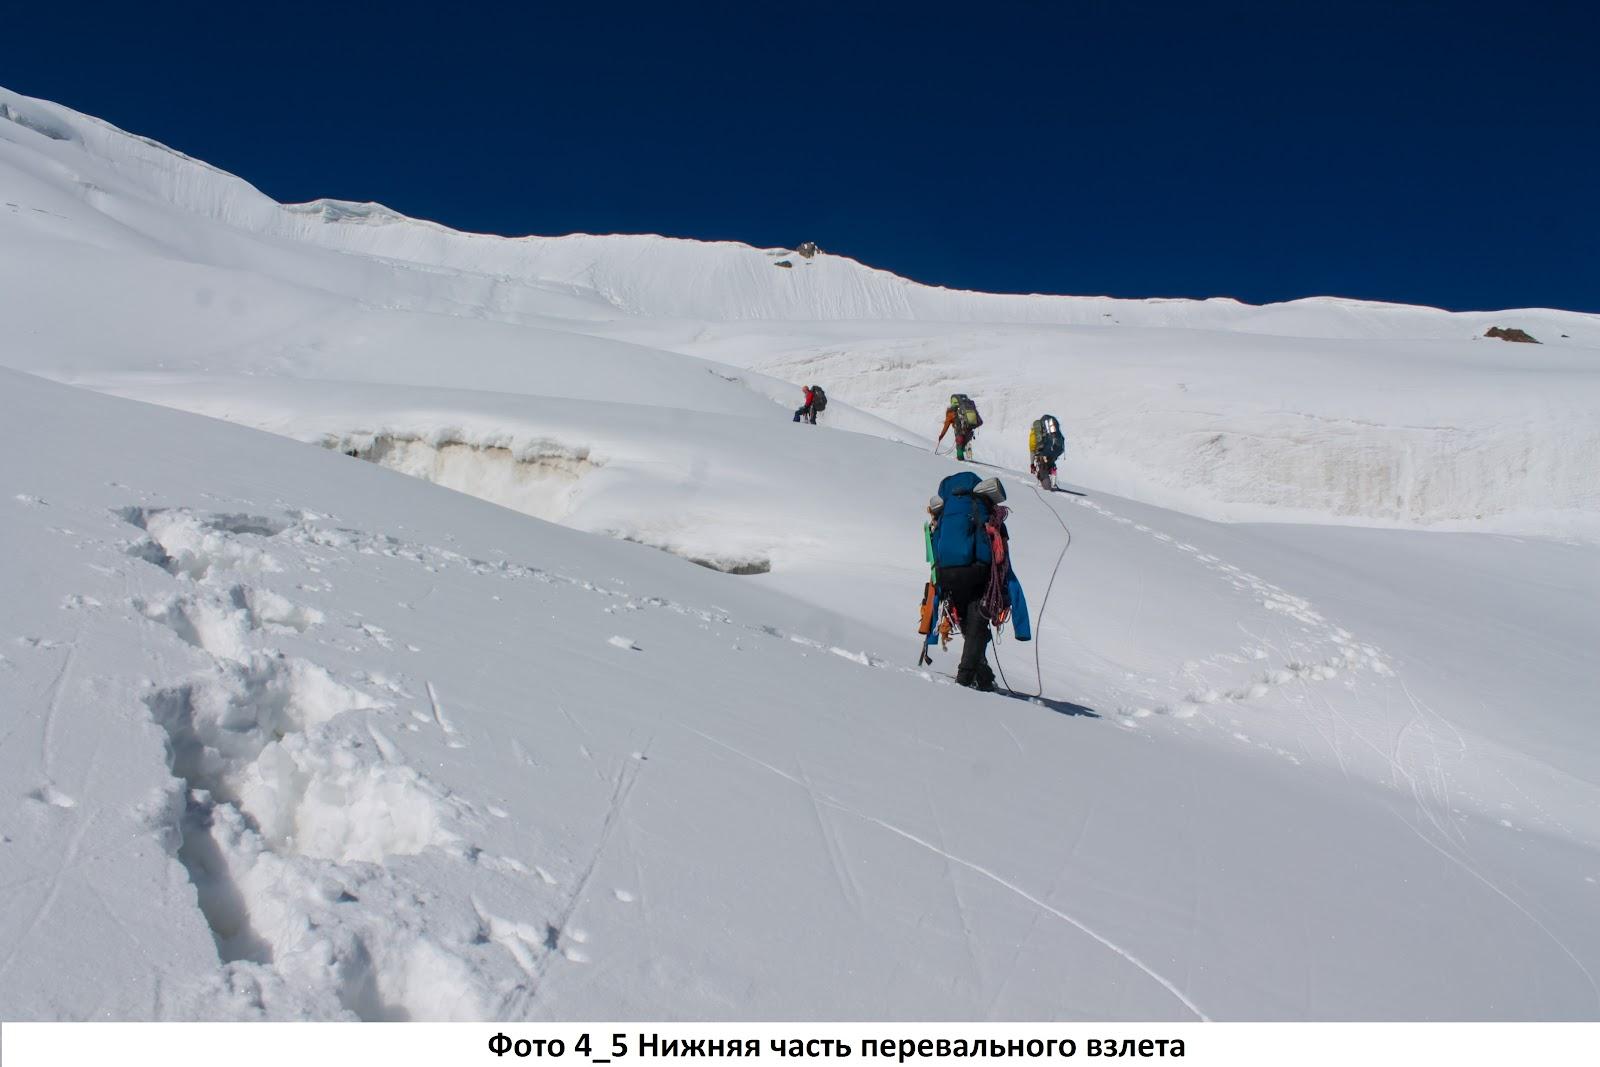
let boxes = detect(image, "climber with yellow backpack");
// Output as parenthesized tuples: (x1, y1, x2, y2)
(1029, 414, 1066, 490)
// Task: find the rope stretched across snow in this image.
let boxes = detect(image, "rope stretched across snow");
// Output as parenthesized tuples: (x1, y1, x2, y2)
(991, 482, 1073, 699)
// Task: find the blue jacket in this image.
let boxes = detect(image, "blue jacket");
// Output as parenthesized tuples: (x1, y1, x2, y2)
(1008, 566, 1032, 642)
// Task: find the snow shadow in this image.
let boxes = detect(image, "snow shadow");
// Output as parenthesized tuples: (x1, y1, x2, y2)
(1003, 691, 1100, 719)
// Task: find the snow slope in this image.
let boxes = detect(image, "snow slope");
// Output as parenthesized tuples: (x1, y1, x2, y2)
(7, 367, 1598, 1021)
(1, 85, 1598, 1021)
(681, 320, 1600, 538)
(4, 85, 1599, 537)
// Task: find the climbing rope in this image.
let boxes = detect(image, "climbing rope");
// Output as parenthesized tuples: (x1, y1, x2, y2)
(990, 483, 1073, 699)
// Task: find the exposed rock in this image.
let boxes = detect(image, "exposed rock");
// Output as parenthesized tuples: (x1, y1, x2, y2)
(796, 241, 819, 259)
(1485, 326, 1539, 343)
(774, 260, 793, 269)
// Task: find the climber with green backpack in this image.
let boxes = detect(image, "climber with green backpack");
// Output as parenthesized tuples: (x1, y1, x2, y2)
(936, 394, 983, 461)
(918, 471, 1030, 690)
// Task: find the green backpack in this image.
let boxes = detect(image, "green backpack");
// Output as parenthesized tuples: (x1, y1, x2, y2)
(950, 394, 983, 431)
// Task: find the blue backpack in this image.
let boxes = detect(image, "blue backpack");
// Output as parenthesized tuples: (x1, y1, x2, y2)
(923, 471, 1032, 647)
(931, 472, 995, 569)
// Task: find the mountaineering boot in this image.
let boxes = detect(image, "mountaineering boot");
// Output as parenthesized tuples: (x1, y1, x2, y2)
(954, 665, 996, 692)
(976, 662, 997, 692)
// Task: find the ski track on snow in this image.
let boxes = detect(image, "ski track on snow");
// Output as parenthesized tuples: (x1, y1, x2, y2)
(683, 725, 1210, 1020)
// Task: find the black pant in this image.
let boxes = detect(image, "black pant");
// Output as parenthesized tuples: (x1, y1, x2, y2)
(938, 562, 995, 688)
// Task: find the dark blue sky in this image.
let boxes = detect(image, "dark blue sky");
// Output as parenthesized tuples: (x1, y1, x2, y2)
(5, 1, 1596, 311)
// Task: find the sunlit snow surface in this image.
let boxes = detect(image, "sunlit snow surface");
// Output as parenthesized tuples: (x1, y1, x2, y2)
(1, 86, 1597, 1020)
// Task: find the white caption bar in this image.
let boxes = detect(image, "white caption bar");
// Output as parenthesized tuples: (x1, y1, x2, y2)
(3, 1021, 1597, 1067)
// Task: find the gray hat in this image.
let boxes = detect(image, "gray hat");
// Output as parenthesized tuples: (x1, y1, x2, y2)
(974, 477, 1006, 504)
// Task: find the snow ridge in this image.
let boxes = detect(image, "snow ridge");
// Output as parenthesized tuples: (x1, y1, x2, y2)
(5, 83, 1599, 337)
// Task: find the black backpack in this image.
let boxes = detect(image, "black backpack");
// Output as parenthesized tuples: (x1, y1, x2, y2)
(1039, 414, 1064, 458)
(811, 386, 827, 411)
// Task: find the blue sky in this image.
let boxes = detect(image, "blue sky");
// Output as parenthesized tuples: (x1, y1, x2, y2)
(5, 0, 1595, 311)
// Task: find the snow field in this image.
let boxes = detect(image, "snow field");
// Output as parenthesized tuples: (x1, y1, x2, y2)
(82, 371, 1600, 862)
(5, 83, 1599, 537)
(687, 324, 1600, 540)
(1, 369, 1598, 1018)
(1, 83, 1598, 1021)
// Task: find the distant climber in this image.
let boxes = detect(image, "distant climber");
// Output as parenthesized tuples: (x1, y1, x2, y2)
(920, 472, 1030, 690)
(936, 394, 983, 460)
(793, 384, 827, 424)
(1028, 414, 1066, 490)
